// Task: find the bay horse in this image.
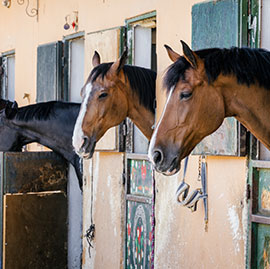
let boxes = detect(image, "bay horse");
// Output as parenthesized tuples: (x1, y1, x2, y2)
(149, 40, 270, 175)
(0, 100, 82, 188)
(72, 50, 156, 158)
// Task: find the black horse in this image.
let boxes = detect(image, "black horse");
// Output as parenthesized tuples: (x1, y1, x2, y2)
(0, 99, 82, 189)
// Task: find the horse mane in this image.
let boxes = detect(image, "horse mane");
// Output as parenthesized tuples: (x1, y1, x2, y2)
(89, 63, 157, 113)
(164, 47, 270, 92)
(15, 101, 79, 122)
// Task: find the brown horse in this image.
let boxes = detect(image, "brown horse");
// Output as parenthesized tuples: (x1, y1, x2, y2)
(72, 50, 156, 158)
(149, 41, 270, 175)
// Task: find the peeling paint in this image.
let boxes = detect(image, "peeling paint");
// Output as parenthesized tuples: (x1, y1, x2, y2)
(242, 193, 249, 263)
(227, 205, 242, 254)
(155, 174, 180, 263)
(218, 193, 224, 199)
(107, 174, 118, 233)
(261, 188, 270, 211)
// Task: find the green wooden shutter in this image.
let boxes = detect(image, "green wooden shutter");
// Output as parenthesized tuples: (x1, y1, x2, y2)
(246, 1, 270, 268)
(62, 40, 69, 102)
(191, 0, 245, 156)
(36, 41, 63, 102)
(0, 57, 3, 98)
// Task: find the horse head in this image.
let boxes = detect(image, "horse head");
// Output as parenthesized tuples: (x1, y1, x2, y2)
(0, 99, 21, 151)
(148, 41, 225, 176)
(4, 100, 18, 119)
(73, 50, 129, 159)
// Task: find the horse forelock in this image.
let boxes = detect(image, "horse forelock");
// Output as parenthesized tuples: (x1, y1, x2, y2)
(89, 63, 113, 83)
(164, 57, 190, 93)
(89, 63, 156, 114)
(164, 47, 270, 92)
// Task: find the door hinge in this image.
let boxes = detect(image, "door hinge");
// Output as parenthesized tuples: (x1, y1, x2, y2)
(122, 173, 126, 185)
(248, 14, 257, 44)
(246, 183, 251, 201)
(61, 56, 66, 67)
(122, 122, 127, 136)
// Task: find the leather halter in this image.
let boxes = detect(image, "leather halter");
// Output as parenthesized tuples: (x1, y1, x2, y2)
(175, 156, 208, 230)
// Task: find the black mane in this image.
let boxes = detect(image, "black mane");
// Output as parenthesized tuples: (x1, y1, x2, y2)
(89, 63, 156, 113)
(164, 47, 270, 92)
(16, 101, 79, 122)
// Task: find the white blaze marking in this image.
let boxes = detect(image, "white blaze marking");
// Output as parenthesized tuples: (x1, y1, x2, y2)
(148, 86, 175, 164)
(72, 83, 93, 152)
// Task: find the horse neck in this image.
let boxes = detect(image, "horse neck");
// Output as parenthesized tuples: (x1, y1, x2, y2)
(126, 89, 155, 140)
(11, 105, 79, 162)
(222, 78, 270, 148)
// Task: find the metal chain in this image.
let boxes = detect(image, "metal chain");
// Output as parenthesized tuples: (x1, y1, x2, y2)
(197, 155, 202, 181)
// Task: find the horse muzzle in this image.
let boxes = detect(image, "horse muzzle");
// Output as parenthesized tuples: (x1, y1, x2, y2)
(76, 136, 96, 159)
(150, 148, 181, 176)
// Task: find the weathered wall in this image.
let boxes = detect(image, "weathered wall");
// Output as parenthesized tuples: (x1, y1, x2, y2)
(0, 0, 248, 268)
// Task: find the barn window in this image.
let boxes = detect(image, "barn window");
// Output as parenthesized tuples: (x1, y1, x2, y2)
(126, 11, 156, 154)
(0, 51, 15, 101)
(36, 41, 63, 102)
(124, 11, 156, 269)
(192, 0, 246, 156)
(63, 32, 85, 103)
(62, 32, 85, 269)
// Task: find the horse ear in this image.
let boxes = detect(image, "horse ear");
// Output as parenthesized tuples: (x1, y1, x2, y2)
(109, 49, 128, 75)
(164, 44, 180, 62)
(92, 51, 101, 67)
(11, 101, 18, 109)
(5, 101, 18, 119)
(180, 40, 198, 69)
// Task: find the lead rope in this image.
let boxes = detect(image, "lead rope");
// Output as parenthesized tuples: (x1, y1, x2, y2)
(175, 156, 208, 231)
(201, 156, 208, 231)
(84, 159, 95, 258)
(151, 98, 156, 268)
(151, 169, 155, 269)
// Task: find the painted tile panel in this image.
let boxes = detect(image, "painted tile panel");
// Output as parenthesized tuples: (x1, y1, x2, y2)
(126, 201, 153, 269)
(252, 223, 270, 268)
(128, 159, 153, 197)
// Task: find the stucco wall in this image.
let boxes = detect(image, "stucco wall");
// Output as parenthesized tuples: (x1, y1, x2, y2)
(0, 0, 248, 268)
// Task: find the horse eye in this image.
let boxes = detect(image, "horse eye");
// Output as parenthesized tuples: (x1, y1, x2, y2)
(180, 92, 192, 100)
(98, 92, 108, 99)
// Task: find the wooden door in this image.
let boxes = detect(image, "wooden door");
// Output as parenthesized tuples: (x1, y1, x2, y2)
(0, 152, 68, 269)
(3, 192, 67, 269)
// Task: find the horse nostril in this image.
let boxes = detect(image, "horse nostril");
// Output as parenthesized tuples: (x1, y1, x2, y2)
(153, 149, 164, 166)
(82, 136, 90, 149)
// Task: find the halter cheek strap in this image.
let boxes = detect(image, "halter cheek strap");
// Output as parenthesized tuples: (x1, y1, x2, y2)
(175, 156, 208, 230)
